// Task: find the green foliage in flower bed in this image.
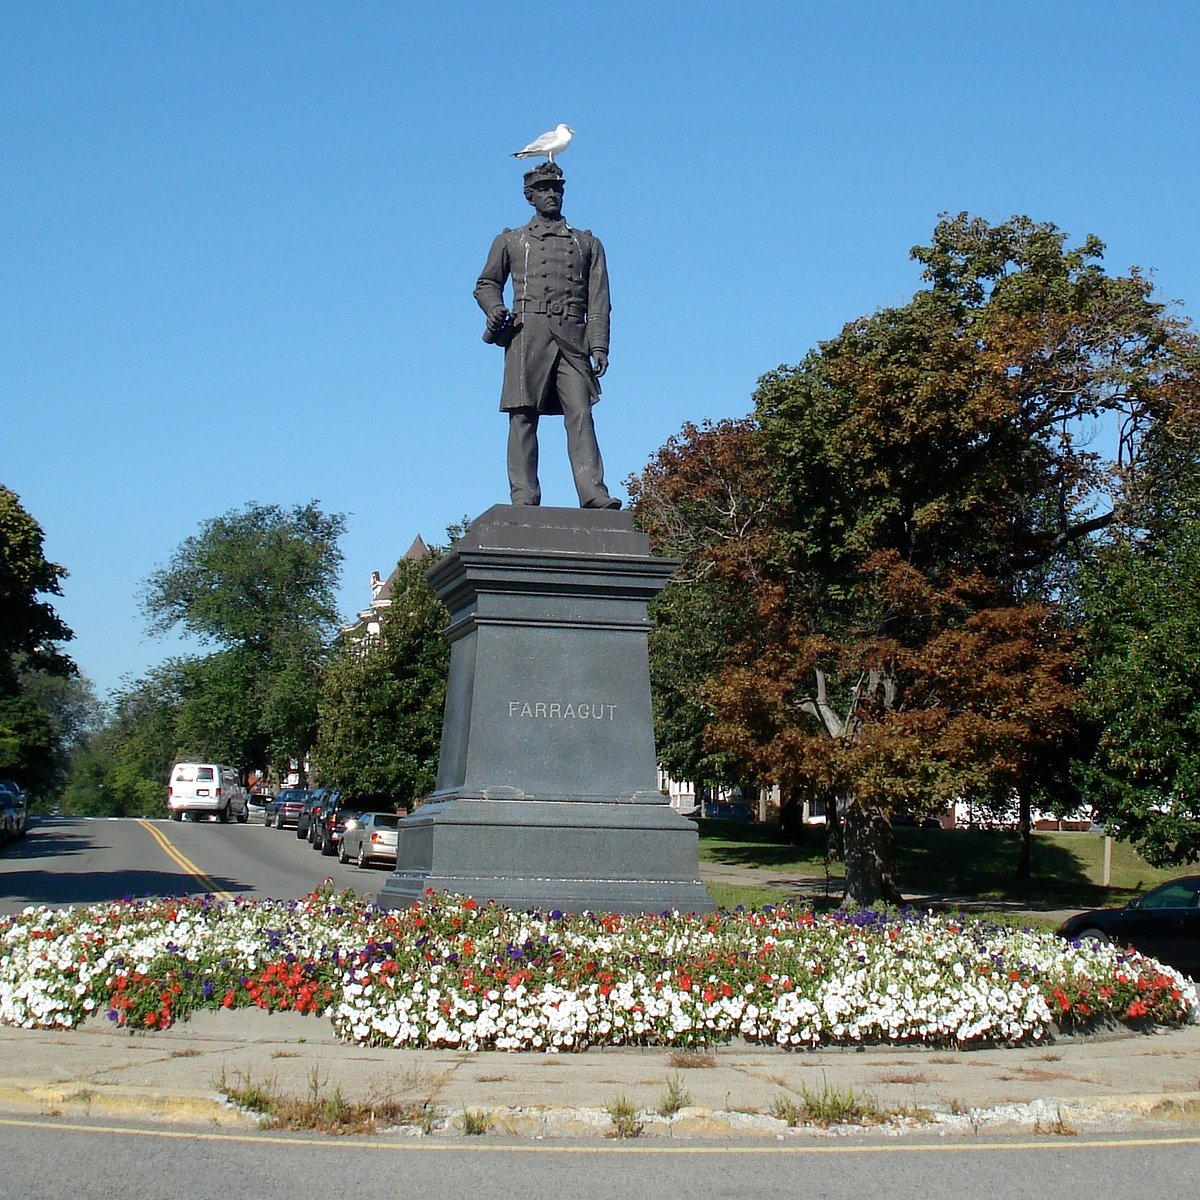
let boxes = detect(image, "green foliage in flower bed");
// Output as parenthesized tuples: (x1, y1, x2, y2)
(1, 890, 1194, 1051)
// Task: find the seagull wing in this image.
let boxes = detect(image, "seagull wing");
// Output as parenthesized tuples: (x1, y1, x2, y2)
(511, 128, 559, 158)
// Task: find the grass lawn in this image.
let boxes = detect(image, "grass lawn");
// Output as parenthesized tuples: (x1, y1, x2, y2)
(698, 820, 1184, 911)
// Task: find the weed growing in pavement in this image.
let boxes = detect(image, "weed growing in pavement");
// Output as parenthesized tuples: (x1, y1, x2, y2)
(604, 1094, 643, 1139)
(1032, 1107, 1078, 1136)
(875, 1070, 929, 1085)
(460, 1108, 493, 1136)
(657, 1073, 692, 1116)
(666, 1049, 717, 1069)
(769, 1094, 804, 1126)
(215, 1064, 434, 1135)
(770, 1075, 880, 1127)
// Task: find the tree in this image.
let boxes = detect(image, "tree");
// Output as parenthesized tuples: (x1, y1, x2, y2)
(629, 419, 771, 806)
(0, 485, 74, 681)
(313, 555, 449, 807)
(60, 664, 187, 816)
(141, 501, 346, 780)
(0, 486, 77, 800)
(2, 665, 100, 802)
(1076, 404, 1200, 865)
(634, 215, 1200, 904)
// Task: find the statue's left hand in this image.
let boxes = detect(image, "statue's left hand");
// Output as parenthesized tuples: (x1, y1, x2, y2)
(591, 350, 608, 379)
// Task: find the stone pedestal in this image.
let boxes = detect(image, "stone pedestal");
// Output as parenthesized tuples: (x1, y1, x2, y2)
(375, 504, 713, 914)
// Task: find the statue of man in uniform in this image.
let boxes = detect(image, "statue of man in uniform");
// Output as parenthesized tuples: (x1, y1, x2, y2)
(475, 162, 620, 509)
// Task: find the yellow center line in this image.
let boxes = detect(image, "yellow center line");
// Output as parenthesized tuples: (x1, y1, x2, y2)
(137, 819, 235, 901)
(2, 1114, 1200, 1154)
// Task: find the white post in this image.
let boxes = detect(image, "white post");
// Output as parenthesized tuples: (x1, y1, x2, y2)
(1103, 835, 1112, 888)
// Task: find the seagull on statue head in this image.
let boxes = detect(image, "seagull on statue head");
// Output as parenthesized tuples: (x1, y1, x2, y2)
(511, 123, 575, 162)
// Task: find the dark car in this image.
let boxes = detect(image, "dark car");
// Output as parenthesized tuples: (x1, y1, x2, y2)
(267, 788, 309, 830)
(1057, 875, 1200, 980)
(1, 795, 20, 846)
(301, 788, 339, 843)
(311, 792, 350, 857)
(0, 781, 27, 843)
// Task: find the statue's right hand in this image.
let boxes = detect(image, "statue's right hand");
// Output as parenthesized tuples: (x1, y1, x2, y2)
(486, 306, 512, 334)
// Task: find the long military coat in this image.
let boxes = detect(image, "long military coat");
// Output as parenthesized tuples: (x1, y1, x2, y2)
(474, 216, 610, 415)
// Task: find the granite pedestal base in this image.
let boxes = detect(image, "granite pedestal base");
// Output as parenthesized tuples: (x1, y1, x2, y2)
(375, 504, 713, 915)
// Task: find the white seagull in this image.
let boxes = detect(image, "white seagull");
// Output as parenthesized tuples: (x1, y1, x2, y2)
(511, 123, 575, 162)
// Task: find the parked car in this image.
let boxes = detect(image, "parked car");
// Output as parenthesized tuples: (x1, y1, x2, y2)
(327, 804, 367, 859)
(311, 792, 348, 856)
(296, 788, 336, 840)
(337, 811, 400, 867)
(266, 788, 309, 830)
(0, 781, 27, 841)
(1, 794, 22, 846)
(702, 800, 754, 822)
(246, 790, 272, 823)
(1057, 875, 1200, 980)
(166, 763, 249, 823)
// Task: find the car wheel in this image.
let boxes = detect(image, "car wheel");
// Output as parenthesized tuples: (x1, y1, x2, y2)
(1078, 927, 1111, 944)
(321, 833, 336, 857)
(236, 807, 248, 824)
(338, 839, 350, 864)
(170, 811, 183, 822)
(217, 804, 229, 824)
(357, 844, 367, 868)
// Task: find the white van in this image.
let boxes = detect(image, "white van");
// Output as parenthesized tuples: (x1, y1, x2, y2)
(167, 763, 249, 823)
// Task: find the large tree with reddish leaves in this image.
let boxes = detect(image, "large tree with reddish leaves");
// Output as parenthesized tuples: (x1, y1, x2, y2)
(633, 214, 1200, 904)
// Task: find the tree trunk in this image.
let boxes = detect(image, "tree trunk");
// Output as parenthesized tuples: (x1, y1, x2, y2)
(825, 791, 844, 862)
(842, 801, 903, 906)
(1016, 781, 1032, 880)
(777, 781, 806, 846)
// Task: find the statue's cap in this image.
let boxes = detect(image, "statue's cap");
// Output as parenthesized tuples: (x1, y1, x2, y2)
(523, 162, 565, 188)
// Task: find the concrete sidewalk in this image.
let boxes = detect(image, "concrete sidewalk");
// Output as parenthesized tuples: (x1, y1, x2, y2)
(2, 1009, 1199, 1139)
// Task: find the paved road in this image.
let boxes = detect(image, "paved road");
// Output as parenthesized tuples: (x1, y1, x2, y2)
(3, 1114, 1198, 1200)
(0, 816, 384, 915)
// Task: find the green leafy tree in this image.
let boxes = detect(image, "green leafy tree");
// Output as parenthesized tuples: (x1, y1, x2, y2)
(61, 663, 187, 816)
(1076, 400, 1200, 865)
(313, 555, 449, 807)
(0, 486, 77, 800)
(141, 501, 346, 780)
(1077, 524, 1200, 864)
(1, 485, 74, 681)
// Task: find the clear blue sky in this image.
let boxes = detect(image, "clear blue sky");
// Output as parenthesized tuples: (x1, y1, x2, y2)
(4, 2, 1198, 699)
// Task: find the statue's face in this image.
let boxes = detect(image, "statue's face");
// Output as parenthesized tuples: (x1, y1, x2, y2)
(527, 181, 564, 219)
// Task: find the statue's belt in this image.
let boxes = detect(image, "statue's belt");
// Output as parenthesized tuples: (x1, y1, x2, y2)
(515, 299, 586, 319)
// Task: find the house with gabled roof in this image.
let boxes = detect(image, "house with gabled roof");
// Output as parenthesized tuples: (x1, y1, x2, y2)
(340, 535, 429, 654)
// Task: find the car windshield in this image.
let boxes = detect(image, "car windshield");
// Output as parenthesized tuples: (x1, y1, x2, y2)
(1138, 879, 1200, 909)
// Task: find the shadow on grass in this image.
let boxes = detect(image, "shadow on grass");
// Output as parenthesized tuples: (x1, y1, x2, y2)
(697, 820, 837, 872)
(894, 828, 1141, 909)
(699, 822, 1165, 911)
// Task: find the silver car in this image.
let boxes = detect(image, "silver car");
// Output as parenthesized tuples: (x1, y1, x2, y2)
(337, 811, 400, 867)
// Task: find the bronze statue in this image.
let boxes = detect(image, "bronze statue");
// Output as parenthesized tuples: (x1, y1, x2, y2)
(475, 162, 620, 509)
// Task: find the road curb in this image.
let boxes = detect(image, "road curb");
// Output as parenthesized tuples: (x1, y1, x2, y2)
(4, 1075, 1199, 1139)
(0, 1078, 237, 1126)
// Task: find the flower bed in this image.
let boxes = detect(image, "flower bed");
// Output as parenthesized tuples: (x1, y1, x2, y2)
(1, 891, 1194, 1050)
